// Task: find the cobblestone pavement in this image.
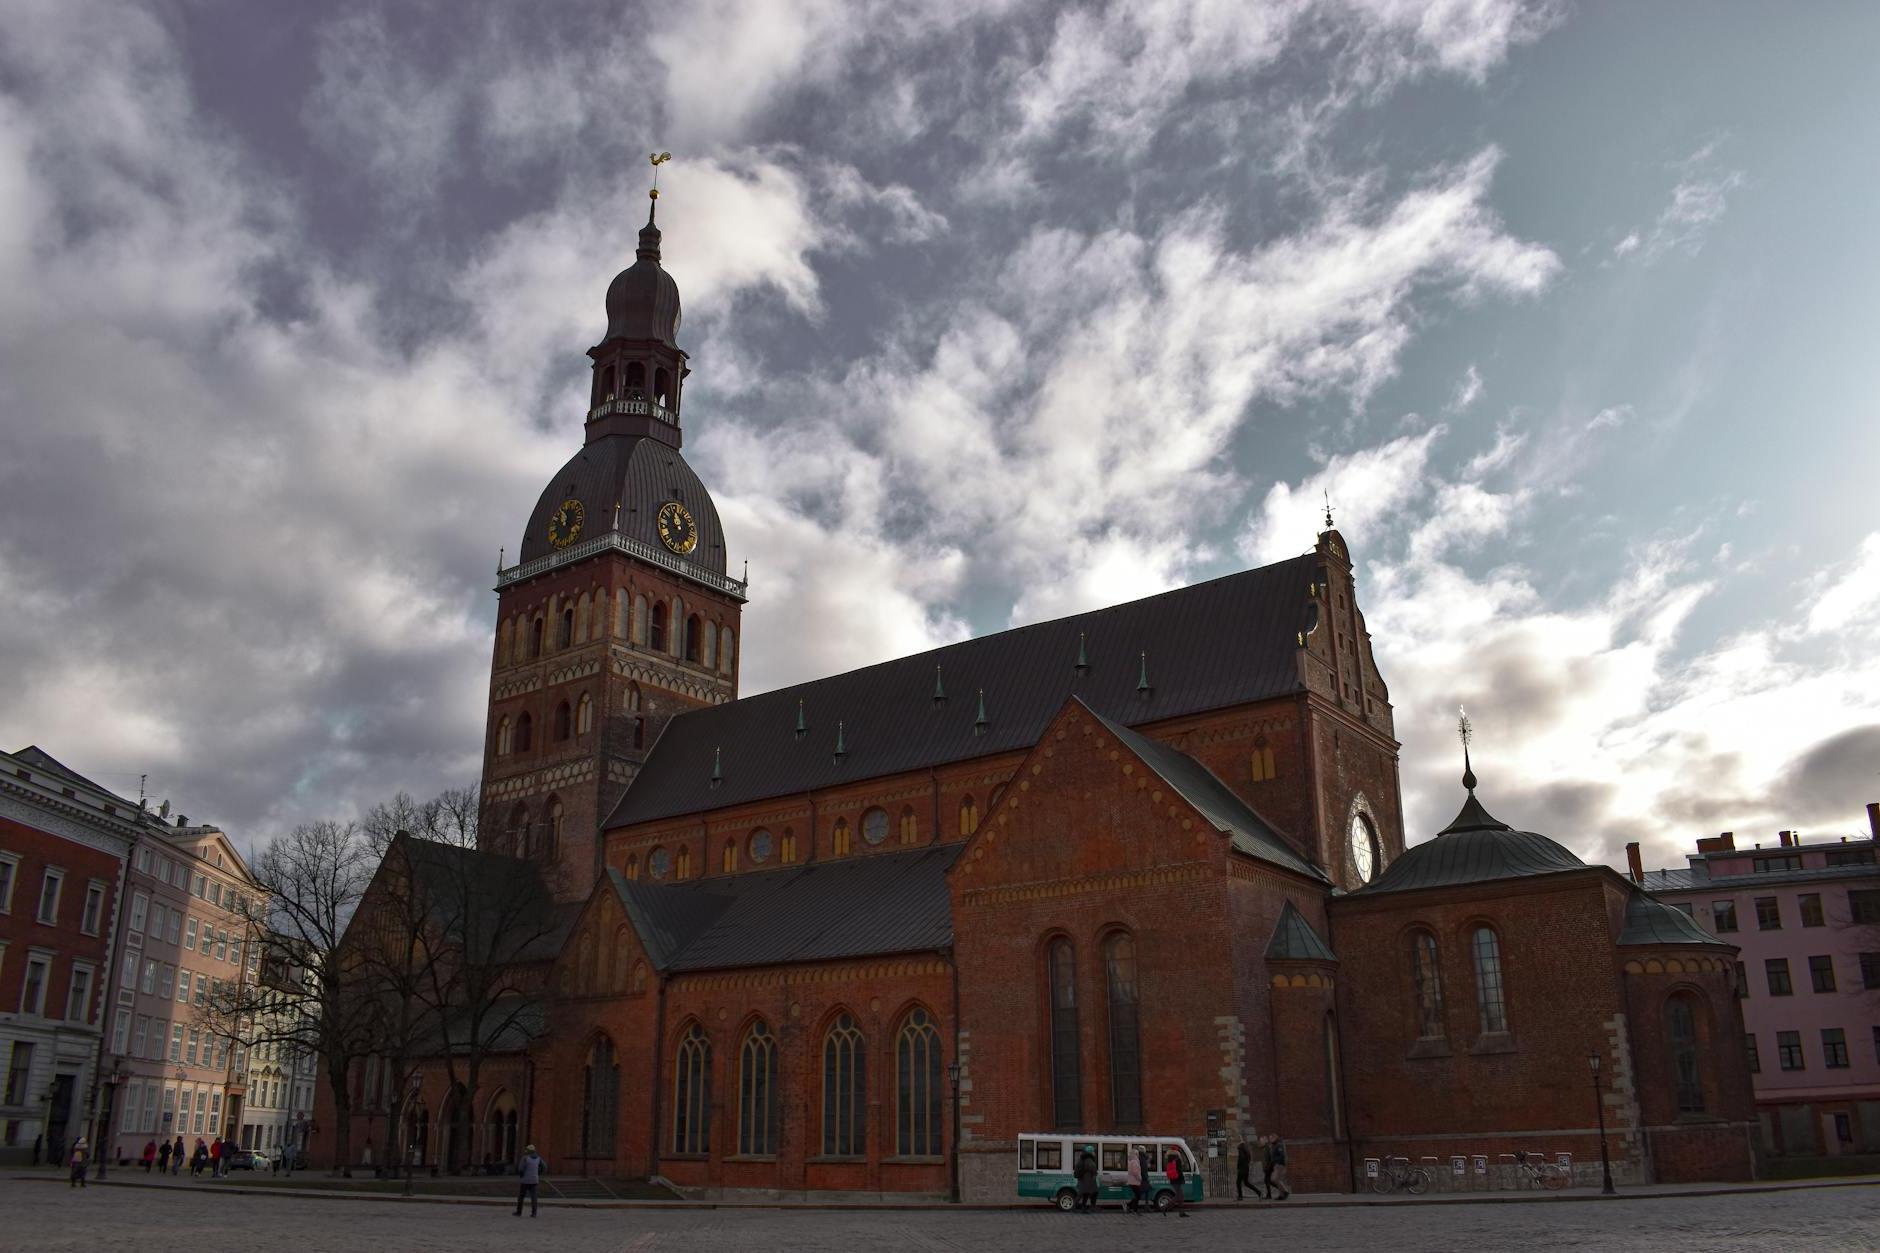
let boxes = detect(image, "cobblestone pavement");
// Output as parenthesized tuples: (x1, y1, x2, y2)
(7, 1177, 1878, 1252)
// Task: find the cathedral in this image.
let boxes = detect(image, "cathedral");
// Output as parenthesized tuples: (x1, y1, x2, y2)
(315, 193, 1758, 1198)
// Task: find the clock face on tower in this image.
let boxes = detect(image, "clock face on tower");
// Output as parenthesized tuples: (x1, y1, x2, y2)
(657, 501, 698, 554)
(546, 498, 585, 548)
(1349, 809, 1379, 885)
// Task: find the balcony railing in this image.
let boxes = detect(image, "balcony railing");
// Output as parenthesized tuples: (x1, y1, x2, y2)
(497, 530, 748, 600)
(587, 396, 677, 425)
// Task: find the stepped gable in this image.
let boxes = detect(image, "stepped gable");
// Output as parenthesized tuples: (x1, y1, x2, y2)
(1266, 900, 1338, 961)
(606, 554, 1318, 828)
(1084, 703, 1326, 881)
(605, 844, 959, 974)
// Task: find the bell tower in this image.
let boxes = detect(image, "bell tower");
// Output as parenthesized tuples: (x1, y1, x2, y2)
(481, 167, 745, 899)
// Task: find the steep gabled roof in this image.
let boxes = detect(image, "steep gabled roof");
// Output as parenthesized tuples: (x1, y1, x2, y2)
(1266, 901, 1337, 961)
(1087, 705, 1326, 882)
(606, 554, 1319, 828)
(605, 844, 960, 974)
(1619, 893, 1731, 948)
(12, 745, 133, 805)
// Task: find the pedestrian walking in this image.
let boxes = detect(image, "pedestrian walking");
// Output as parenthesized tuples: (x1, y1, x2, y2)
(209, 1136, 223, 1178)
(171, 1135, 184, 1175)
(1161, 1149, 1188, 1217)
(142, 1139, 158, 1172)
(191, 1140, 208, 1176)
(1073, 1148, 1098, 1213)
(67, 1137, 89, 1187)
(1269, 1132, 1291, 1200)
(157, 1138, 172, 1174)
(1236, 1135, 1254, 1200)
(1261, 1133, 1277, 1198)
(514, 1144, 546, 1217)
(1124, 1146, 1144, 1213)
(283, 1141, 296, 1176)
(1137, 1147, 1154, 1214)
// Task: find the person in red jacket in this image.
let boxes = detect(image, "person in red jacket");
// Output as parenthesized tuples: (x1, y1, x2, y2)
(209, 1137, 223, 1178)
(1162, 1150, 1189, 1218)
(142, 1139, 157, 1172)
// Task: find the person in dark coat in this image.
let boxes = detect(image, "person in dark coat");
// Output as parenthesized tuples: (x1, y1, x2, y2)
(514, 1144, 546, 1217)
(68, 1137, 89, 1187)
(1269, 1132, 1291, 1200)
(171, 1135, 184, 1174)
(1073, 1149, 1099, 1212)
(1137, 1147, 1154, 1213)
(1236, 1135, 1254, 1200)
(157, 1138, 172, 1173)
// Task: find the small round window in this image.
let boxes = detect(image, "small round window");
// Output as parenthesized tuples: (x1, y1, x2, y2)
(749, 828, 773, 864)
(862, 807, 890, 845)
(649, 848, 673, 880)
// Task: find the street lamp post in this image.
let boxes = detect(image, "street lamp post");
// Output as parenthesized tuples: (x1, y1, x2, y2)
(1588, 1053, 1615, 1196)
(96, 1063, 128, 1181)
(946, 1061, 962, 1204)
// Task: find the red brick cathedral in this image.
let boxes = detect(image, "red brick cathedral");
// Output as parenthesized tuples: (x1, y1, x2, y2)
(319, 199, 1757, 1197)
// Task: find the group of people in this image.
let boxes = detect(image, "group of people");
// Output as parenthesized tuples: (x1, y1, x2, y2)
(1235, 1132, 1291, 1201)
(1067, 1145, 1191, 1217)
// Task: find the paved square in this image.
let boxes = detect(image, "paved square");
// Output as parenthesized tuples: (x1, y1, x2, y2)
(7, 1177, 1877, 1252)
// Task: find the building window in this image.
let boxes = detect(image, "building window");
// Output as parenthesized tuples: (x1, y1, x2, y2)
(1777, 1030, 1804, 1071)
(584, 1036, 618, 1158)
(719, 626, 735, 674)
(832, 819, 851, 856)
(650, 602, 669, 653)
(1734, 960, 1749, 998)
(1756, 854, 1803, 872)
(1745, 1034, 1760, 1074)
(1835, 1112, 1854, 1145)
(553, 701, 572, 741)
(1249, 740, 1277, 782)
(722, 840, 737, 874)
(81, 883, 105, 935)
(684, 615, 703, 664)
(780, 829, 797, 864)
(1666, 996, 1703, 1113)
(576, 693, 593, 735)
(738, 1021, 779, 1157)
(1822, 1028, 1850, 1069)
(822, 1013, 866, 1156)
(1810, 955, 1837, 994)
(1104, 933, 1143, 1128)
(496, 717, 513, 755)
(530, 617, 545, 658)
(959, 796, 978, 836)
(900, 806, 918, 845)
(749, 829, 773, 865)
(897, 1008, 943, 1157)
(4, 1043, 33, 1105)
(1851, 890, 1880, 925)
(1047, 937, 1082, 1129)
(559, 606, 575, 649)
(66, 964, 93, 1023)
(36, 869, 63, 924)
(20, 955, 50, 1015)
(862, 808, 890, 846)
(1766, 957, 1793, 996)
(0, 854, 17, 912)
(1411, 932, 1445, 1039)
(1827, 847, 1876, 867)
(129, 891, 148, 934)
(675, 846, 691, 879)
(1754, 896, 1781, 930)
(1799, 893, 1825, 927)
(1472, 926, 1508, 1034)
(185, 919, 198, 950)
(1861, 951, 1880, 990)
(633, 717, 645, 749)
(648, 848, 670, 880)
(515, 712, 533, 752)
(672, 1024, 711, 1155)
(1711, 900, 1737, 932)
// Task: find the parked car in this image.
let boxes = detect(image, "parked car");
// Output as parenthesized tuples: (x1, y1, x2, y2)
(225, 1147, 271, 1171)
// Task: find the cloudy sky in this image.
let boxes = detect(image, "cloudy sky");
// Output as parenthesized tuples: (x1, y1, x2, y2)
(3, 0, 1877, 870)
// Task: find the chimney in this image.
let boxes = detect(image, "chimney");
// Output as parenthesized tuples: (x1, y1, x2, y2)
(1625, 842, 1644, 884)
(1778, 829, 1795, 848)
(1868, 802, 1878, 842)
(1695, 831, 1736, 854)
(175, 814, 187, 828)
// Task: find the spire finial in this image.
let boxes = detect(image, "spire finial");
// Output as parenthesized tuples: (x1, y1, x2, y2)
(1137, 650, 1151, 695)
(612, 501, 621, 531)
(974, 689, 988, 735)
(1075, 631, 1088, 674)
(933, 664, 946, 705)
(1458, 705, 1477, 792)
(1322, 490, 1335, 531)
(795, 698, 806, 740)
(648, 151, 671, 214)
(710, 745, 723, 787)
(833, 720, 847, 762)
(497, 545, 505, 574)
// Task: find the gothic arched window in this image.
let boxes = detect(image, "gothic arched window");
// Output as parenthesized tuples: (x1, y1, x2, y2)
(900, 806, 918, 844)
(627, 682, 642, 713)
(584, 1035, 619, 1157)
(508, 804, 529, 857)
(780, 828, 797, 864)
(1047, 937, 1082, 1129)
(672, 1023, 710, 1155)
(685, 614, 703, 664)
(675, 845, 692, 879)
(632, 595, 648, 645)
(721, 839, 737, 874)
(719, 627, 735, 674)
(896, 1007, 943, 1157)
(624, 361, 645, 397)
(576, 693, 593, 735)
(530, 617, 545, 658)
(1472, 926, 1508, 1035)
(822, 1013, 866, 1156)
(576, 593, 592, 642)
(624, 853, 640, 881)
(650, 602, 668, 653)
(739, 1021, 779, 1157)
(1667, 995, 1705, 1113)
(497, 620, 513, 668)
(515, 712, 533, 752)
(495, 717, 513, 756)
(959, 796, 977, 836)
(559, 606, 575, 649)
(553, 701, 572, 742)
(1411, 931, 1445, 1040)
(832, 819, 851, 856)
(1104, 932, 1143, 1128)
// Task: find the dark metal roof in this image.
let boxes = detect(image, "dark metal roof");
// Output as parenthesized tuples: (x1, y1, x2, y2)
(1641, 868, 1695, 891)
(1645, 862, 1880, 892)
(1618, 893, 1731, 948)
(1266, 901, 1337, 961)
(1352, 789, 1586, 896)
(396, 835, 573, 961)
(11, 745, 133, 806)
(602, 214, 681, 348)
(607, 554, 1319, 828)
(517, 433, 728, 571)
(1089, 707, 1326, 881)
(605, 844, 959, 974)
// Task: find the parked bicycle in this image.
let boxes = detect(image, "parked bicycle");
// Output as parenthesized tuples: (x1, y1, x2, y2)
(1371, 1156, 1430, 1195)
(1514, 1151, 1570, 1190)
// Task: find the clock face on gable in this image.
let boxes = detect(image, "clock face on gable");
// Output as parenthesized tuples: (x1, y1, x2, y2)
(547, 498, 585, 549)
(657, 500, 698, 554)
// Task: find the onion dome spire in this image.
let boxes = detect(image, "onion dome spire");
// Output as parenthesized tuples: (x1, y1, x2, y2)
(1459, 705, 1477, 792)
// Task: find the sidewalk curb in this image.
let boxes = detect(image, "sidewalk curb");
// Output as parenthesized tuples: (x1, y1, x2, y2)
(11, 1173, 1879, 1212)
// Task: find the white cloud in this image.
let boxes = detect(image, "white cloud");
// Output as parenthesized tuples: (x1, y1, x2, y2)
(1448, 363, 1484, 410)
(1615, 143, 1747, 264)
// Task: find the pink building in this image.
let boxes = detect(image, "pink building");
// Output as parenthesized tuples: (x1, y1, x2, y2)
(1637, 804, 1880, 1161)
